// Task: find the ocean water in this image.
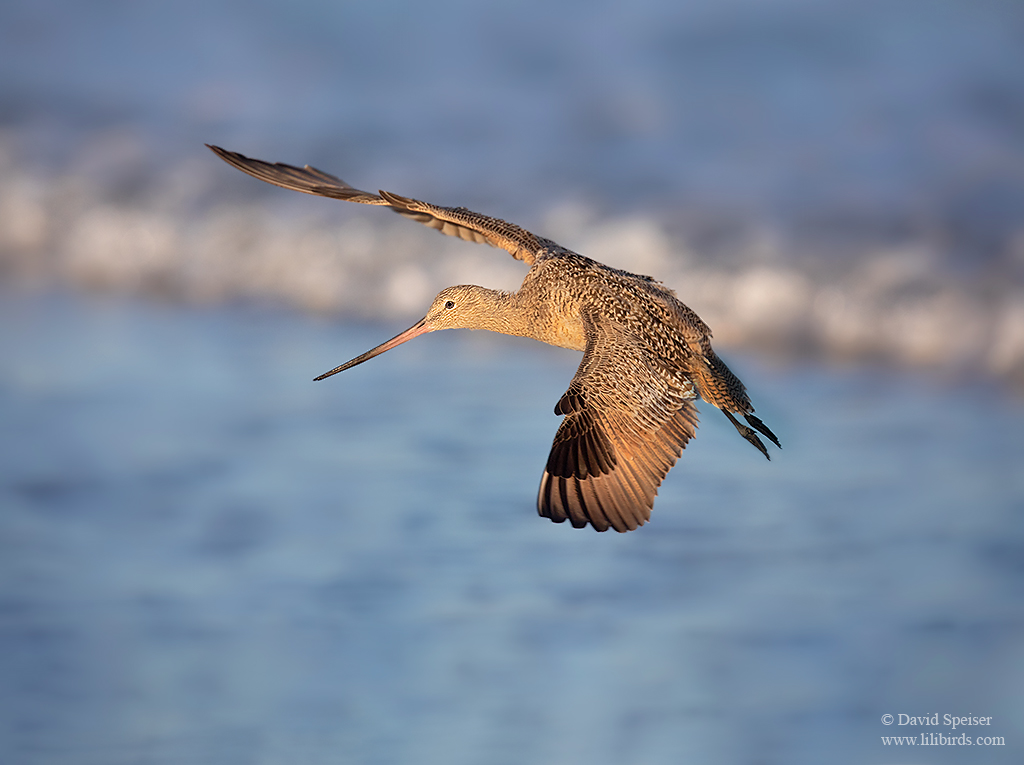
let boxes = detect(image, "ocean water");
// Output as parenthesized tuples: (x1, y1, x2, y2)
(1, 290, 1023, 765)
(1, 0, 1023, 384)
(2, 1, 1024, 762)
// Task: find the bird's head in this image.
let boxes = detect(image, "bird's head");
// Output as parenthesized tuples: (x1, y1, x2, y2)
(421, 285, 505, 331)
(314, 284, 507, 380)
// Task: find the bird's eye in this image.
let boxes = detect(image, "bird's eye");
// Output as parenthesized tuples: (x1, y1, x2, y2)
(444, 300, 456, 310)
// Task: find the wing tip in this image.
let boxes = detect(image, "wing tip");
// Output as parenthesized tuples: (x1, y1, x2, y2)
(537, 470, 653, 534)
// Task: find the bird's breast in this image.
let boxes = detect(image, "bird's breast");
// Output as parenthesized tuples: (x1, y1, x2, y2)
(532, 311, 587, 351)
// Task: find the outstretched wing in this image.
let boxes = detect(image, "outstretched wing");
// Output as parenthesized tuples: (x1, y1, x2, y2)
(207, 144, 545, 264)
(538, 313, 699, 532)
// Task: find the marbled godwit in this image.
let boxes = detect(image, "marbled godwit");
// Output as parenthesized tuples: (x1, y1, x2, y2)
(208, 145, 780, 532)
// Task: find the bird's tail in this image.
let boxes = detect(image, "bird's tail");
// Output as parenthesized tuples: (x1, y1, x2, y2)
(692, 351, 781, 459)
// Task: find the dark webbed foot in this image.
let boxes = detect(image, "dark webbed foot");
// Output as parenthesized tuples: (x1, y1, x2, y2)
(744, 413, 781, 449)
(723, 411, 779, 460)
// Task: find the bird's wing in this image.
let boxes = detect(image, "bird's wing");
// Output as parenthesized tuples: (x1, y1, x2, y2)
(538, 313, 699, 532)
(207, 145, 544, 264)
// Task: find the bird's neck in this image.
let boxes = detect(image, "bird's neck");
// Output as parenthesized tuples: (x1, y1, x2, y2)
(461, 287, 585, 351)
(461, 288, 532, 337)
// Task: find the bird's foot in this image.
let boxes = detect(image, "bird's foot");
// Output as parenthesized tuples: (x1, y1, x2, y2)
(744, 413, 781, 449)
(723, 411, 772, 460)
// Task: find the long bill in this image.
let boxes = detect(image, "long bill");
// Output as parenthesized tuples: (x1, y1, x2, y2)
(314, 318, 435, 381)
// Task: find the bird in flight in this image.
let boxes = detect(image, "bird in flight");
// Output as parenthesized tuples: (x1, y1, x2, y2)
(208, 144, 780, 532)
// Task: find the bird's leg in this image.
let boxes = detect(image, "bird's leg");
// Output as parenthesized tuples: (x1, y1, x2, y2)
(744, 413, 781, 449)
(722, 410, 770, 460)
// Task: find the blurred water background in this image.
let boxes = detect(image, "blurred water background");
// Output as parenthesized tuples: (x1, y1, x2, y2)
(2, 0, 1023, 763)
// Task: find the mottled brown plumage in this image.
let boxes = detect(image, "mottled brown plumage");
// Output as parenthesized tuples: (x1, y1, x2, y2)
(208, 144, 781, 532)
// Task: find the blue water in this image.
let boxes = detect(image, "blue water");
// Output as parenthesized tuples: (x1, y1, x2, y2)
(3, 0, 1024, 382)
(2, 291, 1022, 764)
(2, 0, 1024, 761)
(4, 0, 1022, 230)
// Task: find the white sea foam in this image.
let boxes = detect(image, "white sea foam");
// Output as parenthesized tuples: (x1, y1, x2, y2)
(1, 140, 1021, 389)
(1, 0, 1022, 385)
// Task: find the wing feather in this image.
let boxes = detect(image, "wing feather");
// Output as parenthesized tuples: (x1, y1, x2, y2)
(538, 315, 699, 533)
(207, 145, 545, 264)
